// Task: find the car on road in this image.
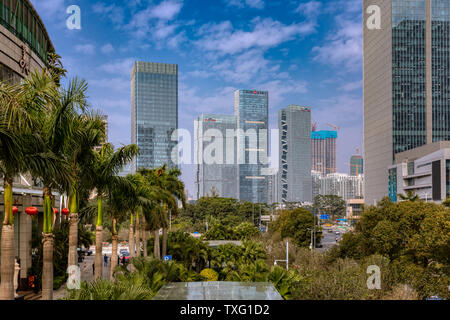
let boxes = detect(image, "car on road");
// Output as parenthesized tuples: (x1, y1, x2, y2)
(335, 231, 340, 235)
(315, 243, 323, 248)
(328, 229, 333, 233)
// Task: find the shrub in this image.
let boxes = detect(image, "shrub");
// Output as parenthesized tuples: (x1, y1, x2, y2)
(200, 268, 219, 281)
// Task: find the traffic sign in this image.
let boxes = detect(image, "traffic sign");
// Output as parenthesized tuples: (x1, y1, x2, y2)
(320, 214, 330, 220)
(163, 255, 172, 262)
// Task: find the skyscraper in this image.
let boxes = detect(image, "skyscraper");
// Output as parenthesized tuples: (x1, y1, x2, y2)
(311, 130, 337, 175)
(235, 90, 269, 203)
(131, 61, 178, 172)
(194, 114, 238, 200)
(279, 105, 312, 203)
(363, 0, 450, 204)
(350, 153, 363, 176)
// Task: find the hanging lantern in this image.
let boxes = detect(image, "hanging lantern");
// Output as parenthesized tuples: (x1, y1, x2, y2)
(53, 208, 58, 214)
(25, 207, 38, 216)
(12, 206, 18, 215)
(61, 208, 70, 216)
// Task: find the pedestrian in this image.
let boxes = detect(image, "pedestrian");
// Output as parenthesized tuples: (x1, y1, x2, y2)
(92, 263, 95, 275)
(104, 254, 108, 266)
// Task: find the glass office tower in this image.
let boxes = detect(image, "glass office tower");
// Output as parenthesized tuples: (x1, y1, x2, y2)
(194, 114, 238, 200)
(279, 105, 312, 203)
(131, 61, 178, 171)
(235, 90, 269, 203)
(363, 0, 450, 204)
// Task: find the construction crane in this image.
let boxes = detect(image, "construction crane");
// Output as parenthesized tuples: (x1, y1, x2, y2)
(326, 123, 339, 131)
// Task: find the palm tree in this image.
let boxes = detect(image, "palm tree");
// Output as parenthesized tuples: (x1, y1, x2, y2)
(138, 167, 176, 260)
(123, 173, 155, 266)
(91, 143, 139, 280)
(398, 190, 420, 202)
(106, 183, 134, 280)
(0, 71, 58, 300)
(160, 167, 186, 258)
(65, 112, 106, 269)
(30, 77, 92, 300)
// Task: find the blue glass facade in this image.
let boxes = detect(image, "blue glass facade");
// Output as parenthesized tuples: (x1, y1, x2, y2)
(235, 90, 268, 203)
(431, 0, 450, 142)
(388, 167, 398, 202)
(392, 0, 427, 154)
(131, 62, 178, 171)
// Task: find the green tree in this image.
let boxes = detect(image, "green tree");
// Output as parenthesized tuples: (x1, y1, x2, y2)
(0, 71, 57, 299)
(91, 143, 139, 279)
(65, 112, 106, 269)
(313, 194, 346, 220)
(270, 208, 321, 248)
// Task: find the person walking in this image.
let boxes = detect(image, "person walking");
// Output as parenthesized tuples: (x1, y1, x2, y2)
(104, 254, 108, 267)
(92, 263, 95, 275)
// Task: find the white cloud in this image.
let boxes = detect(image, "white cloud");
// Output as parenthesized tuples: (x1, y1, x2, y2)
(226, 0, 265, 9)
(339, 80, 362, 92)
(92, 3, 125, 25)
(150, 0, 183, 20)
(74, 44, 95, 55)
(89, 77, 130, 95)
(101, 43, 115, 54)
(98, 58, 136, 76)
(122, 0, 185, 47)
(296, 0, 322, 19)
(30, 0, 66, 17)
(196, 18, 315, 56)
(312, 1, 362, 71)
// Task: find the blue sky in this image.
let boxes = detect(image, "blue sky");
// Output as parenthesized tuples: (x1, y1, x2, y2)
(31, 0, 363, 197)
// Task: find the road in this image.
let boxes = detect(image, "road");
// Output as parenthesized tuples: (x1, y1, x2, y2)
(316, 226, 344, 252)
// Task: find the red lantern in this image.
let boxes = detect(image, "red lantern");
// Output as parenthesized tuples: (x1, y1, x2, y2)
(61, 208, 70, 216)
(12, 206, 18, 215)
(53, 208, 58, 214)
(25, 207, 38, 216)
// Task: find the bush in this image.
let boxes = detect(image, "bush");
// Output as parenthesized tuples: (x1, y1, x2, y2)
(200, 268, 219, 281)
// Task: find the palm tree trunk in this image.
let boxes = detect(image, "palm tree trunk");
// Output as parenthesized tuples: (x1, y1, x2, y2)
(128, 214, 135, 259)
(0, 178, 14, 300)
(162, 228, 168, 258)
(41, 234, 54, 300)
(140, 217, 144, 257)
(142, 216, 147, 257)
(68, 213, 78, 267)
(41, 187, 54, 300)
(135, 213, 140, 257)
(110, 234, 118, 281)
(94, 226, 103, 280)
(68, 190, 78, 268)
(154, 230, 161, 260)
(94, 195, 103, 280)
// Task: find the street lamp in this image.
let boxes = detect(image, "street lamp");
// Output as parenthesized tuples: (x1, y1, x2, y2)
(274, 241, 289, 270)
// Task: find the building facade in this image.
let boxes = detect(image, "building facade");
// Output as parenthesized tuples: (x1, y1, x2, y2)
(234, 90, 269, 203)
(194, 114, 238, 199)
(266, 167, 279, 204)
(312, 171, 364, 201)
(350, 155, 364, 176)
(0, 0, 53, 84)
(363, 0, 450, 204)
(279, 105, 312, 203)
(388, 141, 450, 203)
(311, 130, 337, 175)
(131, 61, 178, 172)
